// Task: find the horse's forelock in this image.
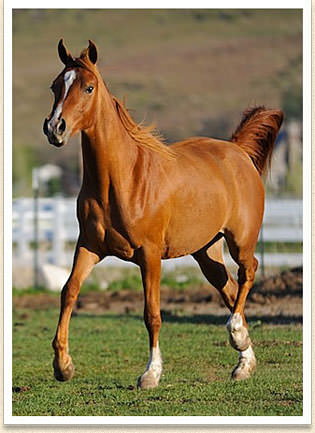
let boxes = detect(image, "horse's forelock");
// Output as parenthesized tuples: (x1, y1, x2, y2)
(69, 57, 100, 80)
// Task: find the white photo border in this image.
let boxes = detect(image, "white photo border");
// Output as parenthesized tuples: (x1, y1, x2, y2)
(4, 1, 312, 425)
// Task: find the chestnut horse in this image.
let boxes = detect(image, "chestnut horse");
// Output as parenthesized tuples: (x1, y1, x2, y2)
(43, 40, 283, 388)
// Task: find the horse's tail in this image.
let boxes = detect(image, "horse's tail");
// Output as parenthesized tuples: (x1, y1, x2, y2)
(231, 106, 284, 176)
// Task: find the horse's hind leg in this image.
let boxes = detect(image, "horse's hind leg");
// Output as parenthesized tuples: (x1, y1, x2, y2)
(224, 230, 258, 380)
(192, 237, 238, 312)
(52, 243, 99, 381)
(193, 238, 255, 380)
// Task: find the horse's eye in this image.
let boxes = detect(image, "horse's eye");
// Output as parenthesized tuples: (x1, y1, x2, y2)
(85, 86, 94, 94)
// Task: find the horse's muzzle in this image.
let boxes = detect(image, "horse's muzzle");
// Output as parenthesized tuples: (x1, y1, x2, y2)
(43, 117, 67, 147)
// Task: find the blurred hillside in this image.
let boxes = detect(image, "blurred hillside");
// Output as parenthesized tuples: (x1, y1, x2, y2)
(13, 9, 302, 196)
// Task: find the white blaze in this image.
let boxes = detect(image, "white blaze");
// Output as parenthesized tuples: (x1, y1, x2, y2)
(49, 69, 76, 127)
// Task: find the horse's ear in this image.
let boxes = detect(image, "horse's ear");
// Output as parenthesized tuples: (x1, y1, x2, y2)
(58, 38, 72, 65)
(88, 40, 98, 64)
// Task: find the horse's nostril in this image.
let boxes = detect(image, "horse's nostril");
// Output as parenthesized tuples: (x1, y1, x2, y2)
(58, 118, 66, 134)
(43, 118, 49, 135)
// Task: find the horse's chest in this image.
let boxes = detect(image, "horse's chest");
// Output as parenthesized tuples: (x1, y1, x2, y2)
(77, 198, 135, 260)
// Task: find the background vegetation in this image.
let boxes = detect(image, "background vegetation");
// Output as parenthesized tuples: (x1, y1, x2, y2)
(13, 9, 302, 196)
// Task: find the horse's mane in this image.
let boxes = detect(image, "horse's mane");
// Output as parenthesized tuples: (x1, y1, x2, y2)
(73, 53, 175, 159)
(112, 96, 176, 159)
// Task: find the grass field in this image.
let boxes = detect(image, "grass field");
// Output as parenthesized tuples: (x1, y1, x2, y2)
(12, 305, 303, 417)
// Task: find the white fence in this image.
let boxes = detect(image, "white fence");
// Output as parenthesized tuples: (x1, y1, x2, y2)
(13, 197, 303, 269)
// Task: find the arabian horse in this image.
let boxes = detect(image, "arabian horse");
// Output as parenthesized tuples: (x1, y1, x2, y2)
(43, 40, 283, 389)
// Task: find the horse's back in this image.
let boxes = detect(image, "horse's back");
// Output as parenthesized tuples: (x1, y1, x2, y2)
(171, 136, 251, 165)
(171, 136, 263, 195)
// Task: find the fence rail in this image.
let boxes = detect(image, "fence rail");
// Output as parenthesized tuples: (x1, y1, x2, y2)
(13, 197, 303, 269)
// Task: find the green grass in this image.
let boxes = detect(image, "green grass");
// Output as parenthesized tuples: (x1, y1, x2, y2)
(12, 306, 303, 416)
(107, 273, 143, 291)
(258, 241, 302, 254)
(12, 286, 52, 297)
(106, 268, 205, 291)
(223, 241, 302, 254)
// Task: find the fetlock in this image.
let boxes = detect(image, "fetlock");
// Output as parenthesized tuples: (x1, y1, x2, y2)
(227, 313, 251, 350)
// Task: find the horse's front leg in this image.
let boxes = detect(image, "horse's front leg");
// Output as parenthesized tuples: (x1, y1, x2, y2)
(52, 244, 100, 381)
(137, 247, 162, 389)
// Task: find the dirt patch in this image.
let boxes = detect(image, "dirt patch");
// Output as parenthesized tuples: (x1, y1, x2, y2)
(13, 267, 302, 320)
(252, 266, 302, 297)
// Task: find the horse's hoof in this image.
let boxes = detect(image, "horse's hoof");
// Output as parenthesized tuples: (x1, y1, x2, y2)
(227, 313, 251, 352)
(53, 356, 75, 382)
(231, 346, 256, 381)
(232, 365, 253, 380)
(137, 372, 159, 389)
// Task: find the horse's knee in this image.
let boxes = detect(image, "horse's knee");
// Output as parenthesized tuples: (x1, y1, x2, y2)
(61, 279, 80, 305)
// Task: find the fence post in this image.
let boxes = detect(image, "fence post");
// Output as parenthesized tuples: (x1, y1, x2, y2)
(52, 197, 65, 266)
(259, 223, 265, 279)
(16, 199, 29, 261)
(32, 169, 40, 289)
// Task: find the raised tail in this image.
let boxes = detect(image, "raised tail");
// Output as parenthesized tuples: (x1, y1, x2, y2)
(231, 106, 284, 176)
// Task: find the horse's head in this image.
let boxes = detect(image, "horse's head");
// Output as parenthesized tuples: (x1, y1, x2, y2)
(43, 39, 100, 147)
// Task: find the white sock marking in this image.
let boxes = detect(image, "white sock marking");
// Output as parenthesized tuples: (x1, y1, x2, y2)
(144, 342, 162, 381)
(237, 344, 256, 373)
(227, 312, 243, 332)
(239, 345, 255, 363)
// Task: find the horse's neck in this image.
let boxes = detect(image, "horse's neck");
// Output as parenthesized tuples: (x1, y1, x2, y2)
(80, 100, 138, 198)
